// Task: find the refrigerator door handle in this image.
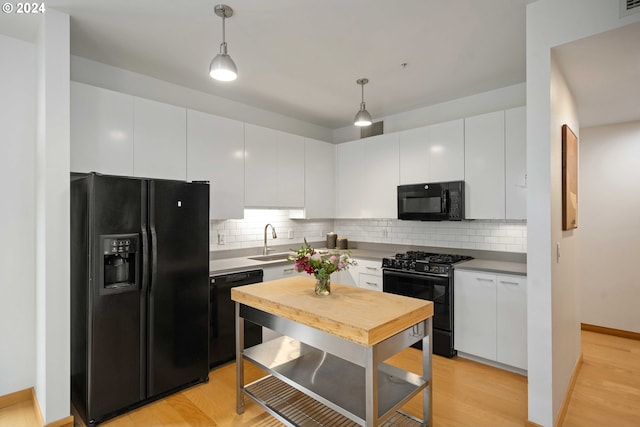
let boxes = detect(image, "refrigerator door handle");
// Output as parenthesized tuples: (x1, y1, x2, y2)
(141, 228, 149, 292)
(150, 225, 158, 291)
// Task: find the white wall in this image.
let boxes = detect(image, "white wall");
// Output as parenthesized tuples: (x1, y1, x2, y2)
(526, 1, 640, 426)
(35, 10, 71, 423)
(0, 34, 36, 397)
(333, 83, 525, 143)
(579, 121, 640, 333)
(70, 56, 333, 143)
(549, 52, 581, 421)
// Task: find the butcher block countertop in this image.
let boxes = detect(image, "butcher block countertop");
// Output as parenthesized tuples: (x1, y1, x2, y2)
(231, 276, 433, 347)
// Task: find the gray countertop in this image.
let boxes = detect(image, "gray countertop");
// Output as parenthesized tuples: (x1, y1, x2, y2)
(454, 259, 527, 276)
(210, 246, 526, 277)
(210, 248, 394, 276)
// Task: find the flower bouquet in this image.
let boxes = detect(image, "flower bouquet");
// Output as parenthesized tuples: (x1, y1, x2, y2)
(288, 239, 356, 295)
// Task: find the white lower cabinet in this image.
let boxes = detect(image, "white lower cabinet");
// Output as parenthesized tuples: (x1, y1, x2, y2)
(262, 264, 305, 282)
(454, 269, 527, 371)
(496, 274, 527, 369)
(355, 258, 383, 292)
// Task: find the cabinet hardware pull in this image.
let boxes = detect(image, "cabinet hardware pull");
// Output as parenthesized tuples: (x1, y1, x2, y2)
(283, 268, 294, 272)
(366, 266, 377, 270)
(366, 282, 377, 286)
(476, 277, 494, 282)
(499, 280, 519, 285)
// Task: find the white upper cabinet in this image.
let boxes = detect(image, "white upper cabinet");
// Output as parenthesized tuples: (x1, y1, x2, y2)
(464, 111, 506, 219)
(277, 131, 305, 208)
(186, 109, 245, 219)
(336, 138, 366, 218)
(505, 106, 527, 220)
(133, 97, 187, 180)
(244, 124, 304, 208)
(399, 119, 464, 184)
(70, 82, 134, 175)
(336, 133, 399, 218)
(304, 138, 335, 218)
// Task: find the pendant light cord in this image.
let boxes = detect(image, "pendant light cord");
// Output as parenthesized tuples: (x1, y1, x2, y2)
(219, 10, 227, 54)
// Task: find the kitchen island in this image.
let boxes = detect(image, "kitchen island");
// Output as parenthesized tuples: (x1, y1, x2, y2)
(231, 276, 434, 427)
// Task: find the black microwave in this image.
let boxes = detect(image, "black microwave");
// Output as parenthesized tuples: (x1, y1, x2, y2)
(397, 181, 465, 221)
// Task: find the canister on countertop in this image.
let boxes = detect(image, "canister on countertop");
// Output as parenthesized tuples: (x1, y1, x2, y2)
(326, 232, 337, 249)
(337, 237, 348, 249)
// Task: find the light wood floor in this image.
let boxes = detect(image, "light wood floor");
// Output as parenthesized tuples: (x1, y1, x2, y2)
(2, 331, 638, 426)
(92, 350, 530, 427)
(562, 331, 640, 427)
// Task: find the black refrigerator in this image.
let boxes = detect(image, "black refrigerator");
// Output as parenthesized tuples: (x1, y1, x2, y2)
(70, 173, 210, 425)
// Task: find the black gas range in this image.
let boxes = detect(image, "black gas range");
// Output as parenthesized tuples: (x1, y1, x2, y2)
(381, 251, 472, 357)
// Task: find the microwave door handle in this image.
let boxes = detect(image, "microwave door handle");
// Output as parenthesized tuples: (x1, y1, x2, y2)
(442, 190, 448, 212)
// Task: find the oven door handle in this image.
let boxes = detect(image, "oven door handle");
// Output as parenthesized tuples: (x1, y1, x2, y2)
(383, 270, 450, 283)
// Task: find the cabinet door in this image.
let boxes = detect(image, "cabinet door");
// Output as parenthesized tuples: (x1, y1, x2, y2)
(334, 269, 356, 286)
(454, 270, 497, 360)
(244, 124, 278, 207)
(429, 119, 464, 182)
(358, 273, 382, 292)
(496, 274, 527, 370)
(70, 82, 134, 175)
(365, 133, 399, 218)
(399, 125, 430, 185)
(505, 106, 527, 220)
(464, 111, 505, 219)
(186, 110, 244, 219)
(277, 132, 305, 207)
(336, 139, 366, 218)
(304, 138, 336, 218)
(262, 265, 304, 282)
(133, 97, 186, 180)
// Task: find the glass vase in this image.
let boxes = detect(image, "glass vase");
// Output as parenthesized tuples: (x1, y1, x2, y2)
(314, 273, 331, 296)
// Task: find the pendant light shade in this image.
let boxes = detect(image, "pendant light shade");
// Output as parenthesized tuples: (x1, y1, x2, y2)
(354, 78, 372, 127)
(210, 4, 237, 82)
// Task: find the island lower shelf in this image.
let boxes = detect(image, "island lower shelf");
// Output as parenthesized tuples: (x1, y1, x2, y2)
(243, 336, 427, 426)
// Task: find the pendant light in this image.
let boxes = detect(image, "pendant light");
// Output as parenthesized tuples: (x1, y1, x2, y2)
(209, 4, 238, 82)
(353, 78, 372, 127)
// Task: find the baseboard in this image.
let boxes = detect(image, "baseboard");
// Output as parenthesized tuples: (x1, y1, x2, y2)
(554, 352, 583, 427)
(45, 415, 74, 427)
(525, 421, 544, 427)
(0, 387, 73, 427)
(581, 323, 640, 340)
(31, 388, 44, 426)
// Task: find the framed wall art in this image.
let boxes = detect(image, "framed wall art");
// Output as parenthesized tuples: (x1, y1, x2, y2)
(562, 124, 578, 230)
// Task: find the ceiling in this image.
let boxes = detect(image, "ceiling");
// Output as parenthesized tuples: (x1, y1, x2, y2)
(0, 0, 637, 130)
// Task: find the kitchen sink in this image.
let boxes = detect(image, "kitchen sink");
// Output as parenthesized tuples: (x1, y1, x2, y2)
(248, 252, 293, 262)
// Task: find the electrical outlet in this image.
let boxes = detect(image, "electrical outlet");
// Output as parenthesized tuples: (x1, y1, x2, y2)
(218, 233, 225, 245)
(288, 229, 294, 239)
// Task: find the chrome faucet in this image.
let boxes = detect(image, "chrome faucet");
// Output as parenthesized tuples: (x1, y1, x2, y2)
(263, 223, 277, 255)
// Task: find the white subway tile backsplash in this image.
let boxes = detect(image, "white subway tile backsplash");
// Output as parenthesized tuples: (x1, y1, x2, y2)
(210, 210, 527, 254)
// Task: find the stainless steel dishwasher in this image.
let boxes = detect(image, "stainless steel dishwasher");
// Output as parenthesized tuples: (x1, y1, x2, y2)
(209, 269, 263, 368)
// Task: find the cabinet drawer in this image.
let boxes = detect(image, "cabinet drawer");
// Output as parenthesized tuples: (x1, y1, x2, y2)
(356, 259, 383, 277)
(358, 273, 382, 291)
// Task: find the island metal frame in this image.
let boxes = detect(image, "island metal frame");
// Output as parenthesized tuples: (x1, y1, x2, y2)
(235, 303, 433, 427)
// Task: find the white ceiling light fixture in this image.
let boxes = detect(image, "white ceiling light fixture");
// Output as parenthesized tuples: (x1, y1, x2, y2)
(209, 4, 238, 82)
(354, 78, 372, 127)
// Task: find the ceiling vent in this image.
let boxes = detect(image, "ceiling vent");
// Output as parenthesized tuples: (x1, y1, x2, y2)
(620, 0, 640, 17)
(360, 120, 384, 139)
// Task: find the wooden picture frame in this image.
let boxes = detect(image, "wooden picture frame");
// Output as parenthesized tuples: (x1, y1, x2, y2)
(562, 124, 578, 230)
